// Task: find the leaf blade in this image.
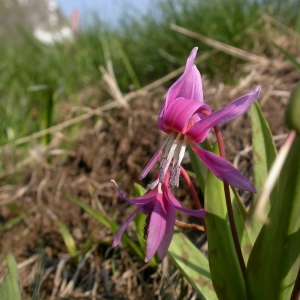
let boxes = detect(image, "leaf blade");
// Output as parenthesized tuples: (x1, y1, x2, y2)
(0, 255, 22, 300)
(168, 231, 217, 300)
(204, 144, 247, 300)
(248, 101, 277, 243)
(246, 134, 300, 299)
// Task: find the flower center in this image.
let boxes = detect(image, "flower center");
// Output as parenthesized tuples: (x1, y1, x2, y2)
(146, 132, 188, 192)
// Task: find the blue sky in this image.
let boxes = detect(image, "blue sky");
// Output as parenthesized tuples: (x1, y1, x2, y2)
(56, 0, 151, 25)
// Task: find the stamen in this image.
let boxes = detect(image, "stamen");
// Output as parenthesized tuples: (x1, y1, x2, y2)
(140, 134, 175, 180)
(163, 132, 176, 158)
(172, 138, 182, 164)
(158, 183, 163, 194)
(169, 163, 181, 188)
(159, 158, 168, 183)
(178, 136, 188, 166)
(159, 132, 181, 183)
(166, 133, 181, 161)
(148, 178, 159, 190)
(168, 136, 188, 188)
(160, 134, 173, 150)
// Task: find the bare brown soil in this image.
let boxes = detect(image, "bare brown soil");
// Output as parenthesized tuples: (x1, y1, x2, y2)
(0, 58, 298, 299)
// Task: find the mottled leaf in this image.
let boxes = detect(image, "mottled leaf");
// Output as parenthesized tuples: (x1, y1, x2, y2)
(168, 231, 217, 300)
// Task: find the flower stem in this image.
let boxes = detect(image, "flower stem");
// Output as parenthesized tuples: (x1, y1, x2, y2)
(180, 166, 206, 231)
(214, 125, 246, 279)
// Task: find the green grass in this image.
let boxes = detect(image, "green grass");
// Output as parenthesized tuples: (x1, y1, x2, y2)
(0, 0, 299, 147)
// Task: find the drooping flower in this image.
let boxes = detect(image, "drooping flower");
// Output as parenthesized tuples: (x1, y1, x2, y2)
(141, 47, 260, 193)
(112, 172, 205, 262)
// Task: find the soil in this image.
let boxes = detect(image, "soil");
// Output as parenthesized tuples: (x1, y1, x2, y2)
(0, 58, 298, 299)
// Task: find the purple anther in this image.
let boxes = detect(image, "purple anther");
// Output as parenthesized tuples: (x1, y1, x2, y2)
(169, 163, 181, 188)
(159, 158, 169, 183)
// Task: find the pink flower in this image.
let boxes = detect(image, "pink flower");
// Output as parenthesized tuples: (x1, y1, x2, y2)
(141, 47, 260, 193)
(112, 172, 205, 262)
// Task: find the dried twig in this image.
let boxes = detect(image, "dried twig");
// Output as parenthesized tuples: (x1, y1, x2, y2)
(170, 23, 269, 65)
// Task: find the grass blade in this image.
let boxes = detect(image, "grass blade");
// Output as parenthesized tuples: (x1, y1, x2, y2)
(0, 254, 22, 300)
(57, 221, 78, 257)
(0, 206, 37, 233)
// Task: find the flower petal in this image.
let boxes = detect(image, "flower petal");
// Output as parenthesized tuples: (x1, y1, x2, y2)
(190, 144, 257, 193)
(165, 48, 202, 105)
(160, 97, 203, 133)
(156, 198, 176, 261)
(186, 86, 261, 143)
(176, 65, 203, 102)
(145, 194, 166, 262)
(112, 206, 143, 248)
(158, 48, 204, 132)
(112, 180, 156, 205)
(165, 187, 206, 218)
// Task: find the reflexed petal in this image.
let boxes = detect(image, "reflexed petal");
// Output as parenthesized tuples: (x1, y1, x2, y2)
(156, 198, 176, 261)
(165, 187, 206, 218)
(176, 65, 203, 102)
(161, 97, 203, 133)
(145, 195, 166, 262)
(190, 144, 257, 193)
(112, 206, 143, 248)
(186, 86, 261, 143)
(158, 48, 204, 132)
(111, 180, 156, 205)
(158, 102, 171, 133)
(164, 48, 199, 108)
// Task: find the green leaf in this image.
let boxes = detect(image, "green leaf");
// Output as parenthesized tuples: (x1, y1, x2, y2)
(248, 101, 277, 243)
(57, 221, 78, 257)
(168, 231, 217, 300)
(134, 212, 147, 251)
(205, 144, 247, 300)
(246, 134, 300, 300)
(133, 183, 146, 196)
(133, 184, 148, 250)
(230, 188, 252, 264)
(0, 255, 22, 300)
(285, 83, 300, 134)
